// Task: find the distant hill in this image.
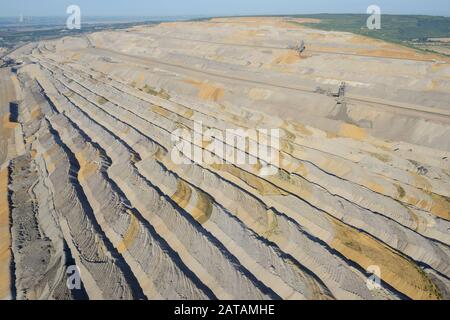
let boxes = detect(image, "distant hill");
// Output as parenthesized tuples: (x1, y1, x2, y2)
(289, 14, 450, 55)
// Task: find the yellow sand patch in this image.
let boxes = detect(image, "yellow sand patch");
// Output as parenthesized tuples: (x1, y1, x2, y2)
(190, 191, 213, 225)
(412, 173, 432, 193)
(262, 209, 279, 238)
(0, 167, 12, 299)
(157, 89, 171, 100)
(184, 109, 194, 119)
(431, 63, 450, 73)
(428, 79, 440, 91)
(403, 192, 450, 221)
(97, 96, 108, 105)
(184, 79, 224, 101)
(357, 44, 449, 62)
(362, 48, 420, 60)
(171, 181, 192, 209)
(368, 152, 391, 163)
(280, 140, 294, 154)
(406, 206, 421, 232)
(294, 163, 308, 176)
(117, 213, 140, 254)
(151, 105, 171, 118)
(76, 152, 99, 181)
(0, 114, 15, 163)
(202, 139, 211, 149)
(31, 106, 42, 120)
(312, 35, 449, 62)
(252, 161, 263, 173)
(230, 114, 244, 125)
(239, 30, 259, 37)
(136, 73, 146, 87)
(339, 123, 367, 140)
(279, 154, 296, 172)
(404, 194, 425, 210)
(208, 54, 225, 62)
(290, 122, 313, 136)
(121, 126, 130, 135)
(65, 91, 74, 98)
(429, 194, 450, 221)
(226, 29, 259, 42)
(212, 164, 287, 196)
(42, 145, 59, 174)
(248, 88, 272, 101)
(280, 125, 296, 141)
(0, 72, 17, 109)
(348, 35, 385, 45)
(395, 184, 406, 199)
(330, 219, 440, 300)
(288, 18, 321, 24)
(44, 160, 55, 174)
(142, 85, 171, 100)
(272, 51, 301, 65)
(2, 113, 18, 130)
(367, 181, 384, 194)
(277, 172, 313, 200)
(326, 131, 339, 139)
(154, 148, 168, 162)
(71, 53, 81, 61)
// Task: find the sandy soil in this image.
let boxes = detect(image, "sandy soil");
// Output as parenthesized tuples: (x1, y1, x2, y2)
(1, 16, 449, 300)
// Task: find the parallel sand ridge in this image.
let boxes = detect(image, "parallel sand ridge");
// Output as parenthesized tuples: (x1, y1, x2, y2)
(1, 17, 449, 300)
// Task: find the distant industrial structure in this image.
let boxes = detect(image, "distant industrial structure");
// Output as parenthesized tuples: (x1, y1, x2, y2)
(334, 82, 346, 104)
(289, 40, 306, 56)
(314, 81, 347, 104)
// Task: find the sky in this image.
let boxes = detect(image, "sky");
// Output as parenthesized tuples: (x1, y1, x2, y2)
(0, 0, 449, 17)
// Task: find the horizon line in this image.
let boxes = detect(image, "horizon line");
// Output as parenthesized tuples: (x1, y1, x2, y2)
(0, 12, 449, 18)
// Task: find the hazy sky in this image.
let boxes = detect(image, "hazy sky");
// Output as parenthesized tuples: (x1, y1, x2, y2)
(1, 0, 449, 17)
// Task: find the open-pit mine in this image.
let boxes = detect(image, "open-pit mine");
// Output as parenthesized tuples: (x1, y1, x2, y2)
(0, 17, 449, 300)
